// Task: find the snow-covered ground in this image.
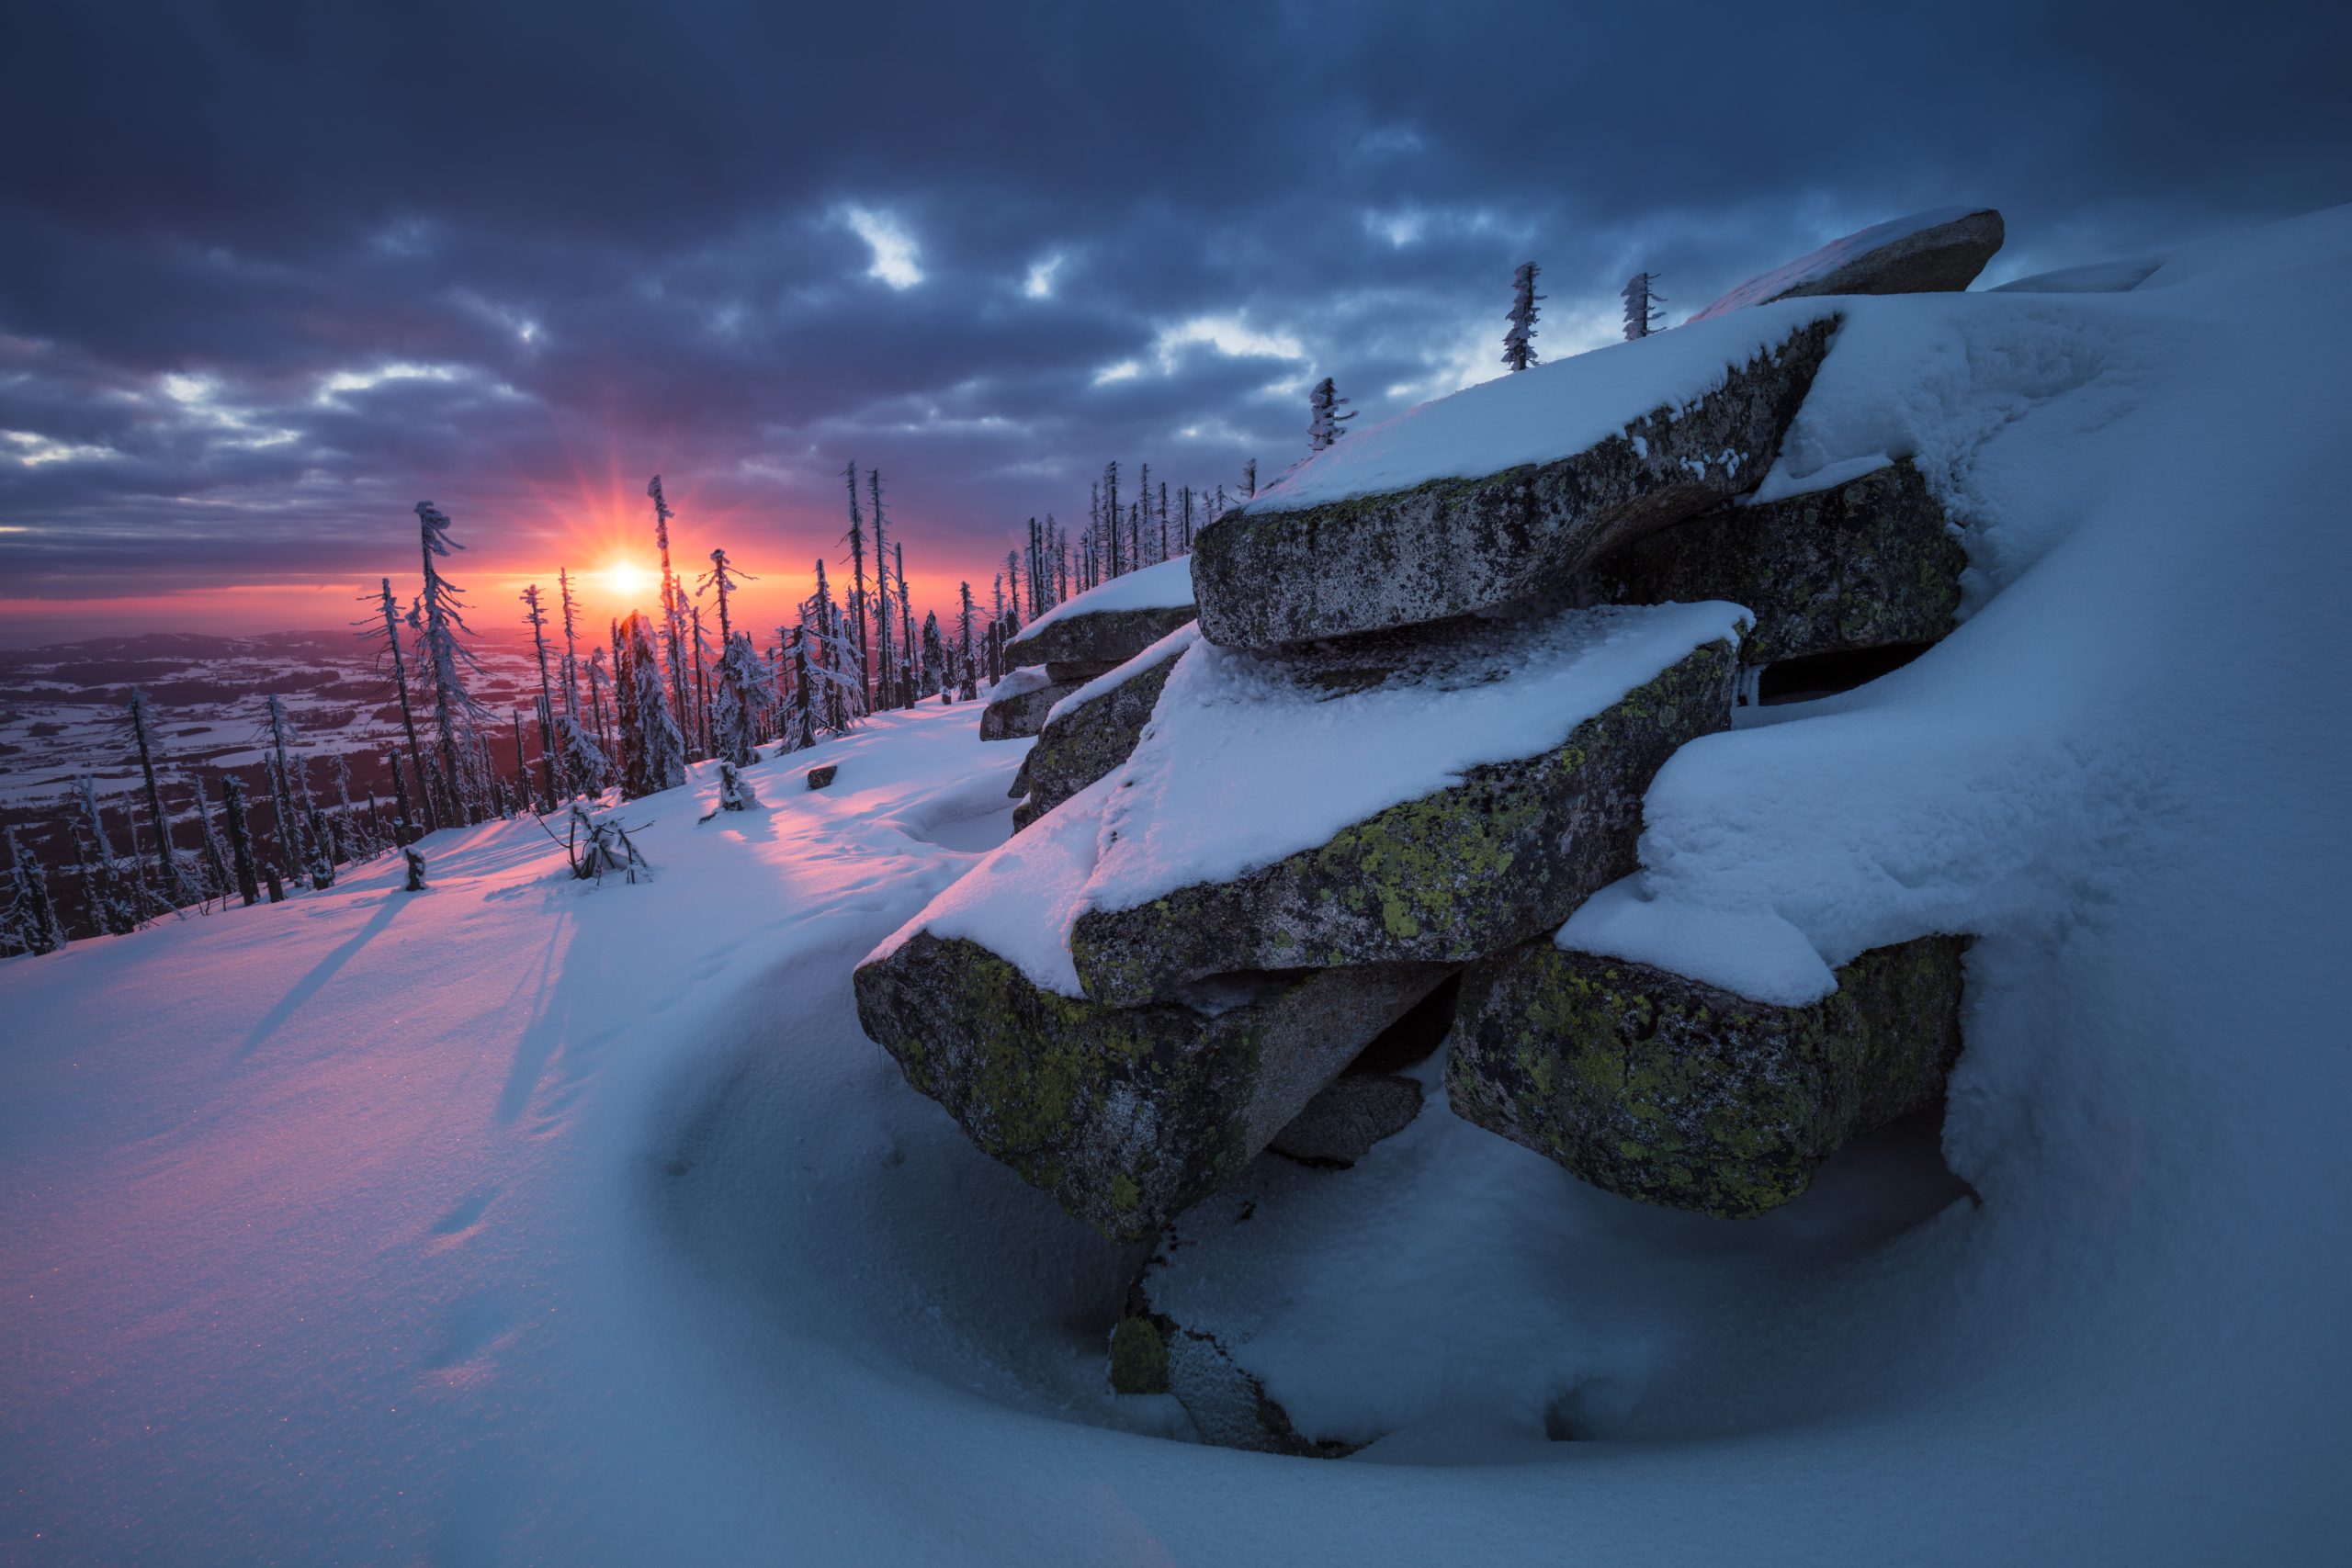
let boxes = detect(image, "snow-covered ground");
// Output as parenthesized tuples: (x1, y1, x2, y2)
(6, 209, 2351, 1563)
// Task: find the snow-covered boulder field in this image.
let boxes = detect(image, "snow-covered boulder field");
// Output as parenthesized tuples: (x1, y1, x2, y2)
(1189, 310, 1838, 648)
(6, 205, 2350, 1562)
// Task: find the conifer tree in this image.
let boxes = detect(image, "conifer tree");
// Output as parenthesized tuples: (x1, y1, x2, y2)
(1243, 458, 1257, 498)
(842, 462, 873, 708)
(3, 827, 67, 957)
(956, 581, 978, 701)
(124, 688, 186, 903)
(386, 748, 417, 843)
(361, 578, 435, 834)
(1308, 378, 1354, 452)
(585, 645, 616, 761)
(522, 583, 561, 807)
(189, 772, 230, 898)
(74, 777, 140, 935)
(1504, 261, 1544, 371)
(615, 610, 687, 800)
(415, 501, 489, 822)
(263, 695, 310, 872)
(711, 630, 765, 767)
(403, 845, 428, 892)
(804, 560, 866, 737)
(1179, 486, 1194, 552)
(220, 773, 261, 907)
(1622, 272, 1665, 340)
(557, 566, 585, 720)
(646, 475, 694, 746)
(920, 611, 946, 698)
(1102, 461, 1122, 577)
(1159, 481, 1170, 563)
(779, 627, 819, 752)
(868, 469, 895, 710)
(896, 542, 918, 707)
(687, 599, 714, 758)
(331, 753, 362, 861)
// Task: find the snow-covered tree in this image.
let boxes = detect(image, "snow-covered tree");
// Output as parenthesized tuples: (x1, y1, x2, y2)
(710, 629, 766, 768)
(358, 576, 435, 834)
(73, 777, 141, 935)
(522, 583, 561, 807)
(956, 581, 978, 701)
(220, 774, 261, 906)
(868, 469, 896, 711)
(260, 695, 309, 872)
(3, 827, 67, 957)
(1102, 460, 1122, 577)
(1242, 458, 1257, 498)
(403, 844, 427, 892)
(123, 688, 184, 901)
(778, 627, 819, 753)
(1622, 271, 1665, 340)
(615, 610, 686, 800)
(841, 462, 873, 710)
(646, 475, 693, 749)
(415, 501, 491, 823)
(1504, 261, 1544, 371)
(803, 560, 866, 738)
(566, 800, 648, 884)
(557, 566, 585, 720)
(701, 759, 758, 819)
(895, 542, 918, 708)
(920, 611, 946, 698)
(1308, 378, 1355, 452)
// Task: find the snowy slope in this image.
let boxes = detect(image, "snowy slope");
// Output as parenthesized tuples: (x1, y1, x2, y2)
(6, 208, 2352, 1565)
(1687, 205, 1991, 321)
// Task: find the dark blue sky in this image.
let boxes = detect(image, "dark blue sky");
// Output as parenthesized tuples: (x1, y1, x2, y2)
(2, 0, 2345, 640)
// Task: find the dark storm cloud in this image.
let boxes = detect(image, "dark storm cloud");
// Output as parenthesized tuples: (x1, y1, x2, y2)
(2, 0, 2346, 605)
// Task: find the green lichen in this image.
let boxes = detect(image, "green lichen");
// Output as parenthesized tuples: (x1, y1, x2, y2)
(1449, 933, 1968, 1218)
(1108, 1315, 1170, 1395)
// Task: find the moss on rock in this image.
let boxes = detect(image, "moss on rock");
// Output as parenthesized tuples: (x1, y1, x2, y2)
(853, 930, 1446, 1241)
(1190, 316, 1838, 650)
(978, 674, 1089, 741)
(1012, 651, 1183, 833)
(1069, 637, 1738, 1008)
(1446, 934, 1969, 1217)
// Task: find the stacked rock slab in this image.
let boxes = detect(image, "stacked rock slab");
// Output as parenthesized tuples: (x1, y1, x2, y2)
(854, 778, 1449, 1243)
(1688, 206, 2005, 321)
(1011, 625, 1198, 832)
(1576, 457, 1966, 665)
(1069, 604, 1746, 1009)
(1188, 313, 1838, 650)
(978, 666, 1083, 743)
(1447, 936, 1968, 1217)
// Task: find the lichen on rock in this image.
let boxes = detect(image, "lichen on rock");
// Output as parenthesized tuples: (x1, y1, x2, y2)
(1069, 615, 1741, 1009)
(978, 671, 1087, 741)
(1446, 934, 1969, 1218)
(1577, 457, 1965, 664)
(852, 929, 1447, 1241)
(1012, 627, 1194, 832)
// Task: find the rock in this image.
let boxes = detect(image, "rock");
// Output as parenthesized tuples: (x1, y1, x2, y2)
(1012, 625, 1198, 833)
(1006, 557, 1197, 671)
(1069, 604, 1743, 1008)
(1189, 315, 1838, 649)
(978, 668, 1086, 741)
(1269, 1073, 1422, 1167)
(1446, 934, 1969, 1218)
(806, 763, 838, 790)
(1108, 1290, 1356, 1458)
(1577, 458, 1966, 665)
(1045, 660, 1120, 684)
(853, 928, 1448, 1242)
(1690, 208, 2005, 321)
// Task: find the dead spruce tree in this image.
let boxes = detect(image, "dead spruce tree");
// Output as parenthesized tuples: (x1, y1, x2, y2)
(1504, 260, 1544, 371)
(615, 610, 687, 800)
(1622, 270, 1666, 340)
(3, 827, 68, 957)
(1308, 377, 1355, 453)
(415, 501, 491, 823)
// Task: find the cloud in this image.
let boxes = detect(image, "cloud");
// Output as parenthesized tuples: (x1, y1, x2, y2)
(837, 206, 924, 290)
(1023, 254, 1064, 299)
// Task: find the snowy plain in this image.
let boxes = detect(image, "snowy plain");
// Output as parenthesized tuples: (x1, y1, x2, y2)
(6, 208, 2352, 1563)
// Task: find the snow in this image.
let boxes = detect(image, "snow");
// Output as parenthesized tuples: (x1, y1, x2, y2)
(1555, 876, 1835, 1006)
(1238, 300, 1839, 513)
(4, 206, 2350, 1563)
(1004, 555, 1194, 649)
(1988, 254, 2167, 293)
(1085, 601, 1749, 918)
(1042, 620, 1198, 728)
(1687, 205, 1992, 322)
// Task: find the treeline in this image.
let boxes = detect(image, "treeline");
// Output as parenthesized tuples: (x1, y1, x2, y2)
(0, 461, 984, 955)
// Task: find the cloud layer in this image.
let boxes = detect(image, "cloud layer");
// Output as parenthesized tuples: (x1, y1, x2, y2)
(2, 0, 2346, 637)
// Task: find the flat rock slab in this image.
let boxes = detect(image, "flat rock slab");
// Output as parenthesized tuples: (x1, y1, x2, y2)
(1690, 207, 2004, 321)
(1012, 625, 1197, 833)
(1577, 458, 1965, 665)
(1190, 316, 1837, 649)
(978, 671, 1087, 741)
(806, 763, 838, 790)
(854, 929, 1447, 1242)
(1069, 604, 1743, 1008)
(1447, 935, 1968, 1217)
(1007, 557, 1198, 671)
(1269, 1073, 1422, 1167)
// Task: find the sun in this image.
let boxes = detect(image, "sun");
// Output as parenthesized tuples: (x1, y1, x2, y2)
(600, 559, 656, 604)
